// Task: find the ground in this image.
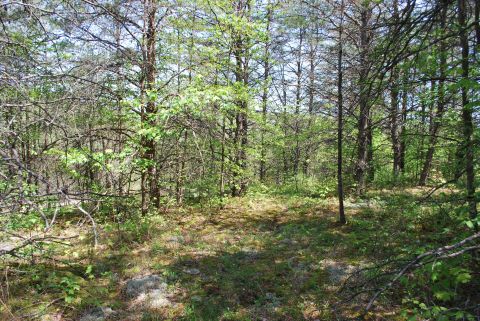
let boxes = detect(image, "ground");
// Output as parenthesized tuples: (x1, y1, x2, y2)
(0, 188, 459, 321)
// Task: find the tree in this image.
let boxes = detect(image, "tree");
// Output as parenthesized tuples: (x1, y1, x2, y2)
(457, 0, 477, 220)
(355, 1, 374, 195)
(336, 0, 346, 224)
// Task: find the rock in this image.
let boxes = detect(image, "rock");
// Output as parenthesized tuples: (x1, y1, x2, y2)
(124, 275, 167, 299)
(78, 307, 115, 321)
(279, 238, 297, 245)
(165, 235, 184, 244)
(240, 248, 260, 260)
(182, 268, 200, 275)
(40, 313, 63, 321)
(124, 274, 175, 309)
(345, 202, 369, 209)
(142, 289, 173, 309)
(344, 199, 386, 209)
(327, 265, 349, 283)
(79, 308, 104, 321)
(0, 241, 16, 255)
(321, 259, 356, 284)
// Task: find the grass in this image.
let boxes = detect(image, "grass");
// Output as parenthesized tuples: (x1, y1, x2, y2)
(0, 188, 473, 320)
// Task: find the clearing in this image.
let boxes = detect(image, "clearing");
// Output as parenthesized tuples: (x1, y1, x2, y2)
(2, 190, 453, 320)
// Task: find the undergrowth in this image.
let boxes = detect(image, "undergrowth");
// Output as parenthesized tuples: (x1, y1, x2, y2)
(0, 187, 477, 320)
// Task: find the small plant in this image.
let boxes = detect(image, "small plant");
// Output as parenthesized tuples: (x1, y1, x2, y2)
(60, 276, 81, 304)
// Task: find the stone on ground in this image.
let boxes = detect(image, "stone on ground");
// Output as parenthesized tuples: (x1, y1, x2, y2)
(124, 275, 167, 299)
(321, 259, 356, 284)
(124, 274, 174, 309)
(78, 307, 115, 321)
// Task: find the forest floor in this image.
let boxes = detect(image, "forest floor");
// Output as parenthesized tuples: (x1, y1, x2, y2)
(1, 187, 458, 321)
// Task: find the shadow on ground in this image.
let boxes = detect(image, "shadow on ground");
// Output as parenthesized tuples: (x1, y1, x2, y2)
(130, 195, 421, 321)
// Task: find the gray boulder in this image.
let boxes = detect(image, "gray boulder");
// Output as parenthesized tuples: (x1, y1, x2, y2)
(124, 274, 174, 309)
(124, 275, 167, 299)
(78, 307, 115, 321)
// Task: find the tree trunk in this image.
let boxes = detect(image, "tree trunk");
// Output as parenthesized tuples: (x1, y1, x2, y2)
(390, 71, 401, 178)
(231, 0, 250, 197)
(303, 36, 316, 176)
(141, 0, 158, 214)
(232, 46, 248, 196)
(176, 130, 187, 205)
(419, 1, 447, 186)
(260, 5, 272, 182)
(390, 0, 401, 179)
(355, 3, 372, 194)
(220, 116, 226, 203)
(337, 0, 346, 224)
(293, 27, 304, 176)
(281, 65, 289, 180)
(457, 0, 477, 220)
(367, 121, 374, 182)
(399, 85, 408, 172)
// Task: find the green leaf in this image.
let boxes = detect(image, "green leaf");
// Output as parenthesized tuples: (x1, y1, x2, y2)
(455, 272, 471, 284)
(434, 290, 452, 301)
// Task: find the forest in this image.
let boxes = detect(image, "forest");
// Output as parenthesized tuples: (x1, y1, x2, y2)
(1, 0, 479, 320)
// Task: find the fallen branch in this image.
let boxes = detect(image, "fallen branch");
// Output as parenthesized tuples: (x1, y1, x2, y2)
(363, 231, 480, 315)
(0, 233, 77, 258)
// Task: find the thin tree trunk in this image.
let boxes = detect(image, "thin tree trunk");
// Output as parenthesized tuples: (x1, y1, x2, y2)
(337, 0, 346, 224)
(419, 1, 447, 186)
(399, 87, 408, 172)
(367, 121, 374, 182)
(293, 27, 304, 176)
(176, 130, 187, 205)
(457, 0, 477, 220)
(260, 4, 272, 182)
(281, 66, 289, 180)
(355, 3, 372, 194)
(220, 116, 226, 203)
(390, 73, 401, 178)
(390, 0, 401, 179)
(141, 0, 158, 214)
(232, 43, 248, 196)
(303, 37, 316, 176)
(231, 0, 250, 196)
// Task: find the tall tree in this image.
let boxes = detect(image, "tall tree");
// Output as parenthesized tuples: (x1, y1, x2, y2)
(259, 2, 273, 182)
(231, 0, 252, 197)
(418, 0, 448, 186)
(337, 0, 346, 224)
(140, 0, 160, 213)
(457, 0, 477, 220)
(355, 1, 373, 194)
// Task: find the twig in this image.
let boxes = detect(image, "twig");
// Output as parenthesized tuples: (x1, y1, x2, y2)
(363, 232, 480, 315)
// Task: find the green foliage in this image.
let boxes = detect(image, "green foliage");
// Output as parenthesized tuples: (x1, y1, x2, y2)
(30, 269, 84, 306)
(6, 211, 43, 230)
(60, 275, 82, 304)
(401, 298, 476, 321)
